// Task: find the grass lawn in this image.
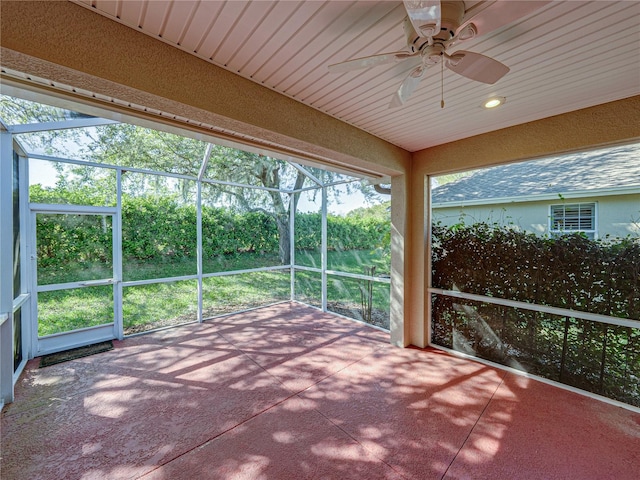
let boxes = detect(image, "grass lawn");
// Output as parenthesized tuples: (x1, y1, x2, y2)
(37, 250, 390, 336)
(37, 286, 114, 337)
(295, 248, 389, 275)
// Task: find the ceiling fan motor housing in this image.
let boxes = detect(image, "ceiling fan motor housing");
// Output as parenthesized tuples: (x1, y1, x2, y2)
(423, 44, 446, 65)
(330, 0, 526, 107)
(405, 1, 466, 51)
(439, 1, 466, 39)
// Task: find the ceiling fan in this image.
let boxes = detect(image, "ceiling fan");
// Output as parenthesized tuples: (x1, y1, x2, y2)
(328, 1, 549, 108)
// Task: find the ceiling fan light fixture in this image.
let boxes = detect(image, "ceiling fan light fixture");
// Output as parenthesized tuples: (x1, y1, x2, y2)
(483, 96, 506, 109)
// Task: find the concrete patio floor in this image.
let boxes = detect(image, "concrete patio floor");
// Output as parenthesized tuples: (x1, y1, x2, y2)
(2, 302, 639, 479)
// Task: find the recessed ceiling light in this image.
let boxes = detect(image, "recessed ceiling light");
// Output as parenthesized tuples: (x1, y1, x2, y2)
(483, 97, 506, 109)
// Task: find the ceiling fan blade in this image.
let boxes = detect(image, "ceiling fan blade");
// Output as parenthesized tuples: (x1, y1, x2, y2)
(446, 51, 509, 84)
(328, 51, 416, 73)
(389, 66, 425, 108)
(457, 1, 550, 38)
(404, 0, 441, 38)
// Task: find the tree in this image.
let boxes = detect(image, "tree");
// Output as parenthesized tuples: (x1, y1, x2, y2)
(2, 95, 380, 264)
(0, 95, 85, 155)
(79, 124, 311, 263)
(432, 171, 472, 187)
(201, 148, 307, 263)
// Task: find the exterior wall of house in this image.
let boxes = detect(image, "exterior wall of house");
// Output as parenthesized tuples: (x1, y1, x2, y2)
(599, 194, 640, 238)
(433, 200, 548, 234)
(432, 193, 640, 240)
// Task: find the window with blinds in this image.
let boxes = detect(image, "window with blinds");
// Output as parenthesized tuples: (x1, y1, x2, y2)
(549, 203, 597, 239)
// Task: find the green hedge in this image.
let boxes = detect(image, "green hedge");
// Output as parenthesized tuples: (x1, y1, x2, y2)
(294, 212, 389, 251)
(432, 222, 639, 319)
(431, 222, 640, 406)
(35, 213, 113, 268)
(32, 187, 389, 267)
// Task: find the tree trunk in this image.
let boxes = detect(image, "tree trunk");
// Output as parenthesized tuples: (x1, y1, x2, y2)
(254, 160, 308, 265)
(276, 214, 290, 264)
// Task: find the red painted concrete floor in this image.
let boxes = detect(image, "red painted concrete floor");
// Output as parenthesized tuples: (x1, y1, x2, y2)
(2, 303, 639, 480)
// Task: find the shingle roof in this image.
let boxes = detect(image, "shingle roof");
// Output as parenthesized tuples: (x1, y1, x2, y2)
(431, 143, 640, 204)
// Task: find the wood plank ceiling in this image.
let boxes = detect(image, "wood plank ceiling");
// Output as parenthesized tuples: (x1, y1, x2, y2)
(73, 1, 640, 152)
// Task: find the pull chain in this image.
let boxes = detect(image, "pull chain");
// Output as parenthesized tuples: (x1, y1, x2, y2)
(440, 57, 445, 109)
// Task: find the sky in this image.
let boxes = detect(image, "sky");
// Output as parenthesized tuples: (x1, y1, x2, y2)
(27, 157, 380, 216)
(12, 104, 382, 216)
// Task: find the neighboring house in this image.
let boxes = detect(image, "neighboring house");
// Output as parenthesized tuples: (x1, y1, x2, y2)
(431, 144, 640, 240)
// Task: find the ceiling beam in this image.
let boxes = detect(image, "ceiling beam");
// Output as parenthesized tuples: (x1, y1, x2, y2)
(414, 96, 640, 176)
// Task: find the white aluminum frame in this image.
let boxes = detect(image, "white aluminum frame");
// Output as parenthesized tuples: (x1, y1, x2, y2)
(13, 148, 31, 384)
(289, 180, 391, 317)
(0, 131, 14, 404)
(26, 146, 385, 326)
(429, 288, 640, 329)
(321, 186, 328, 311)
(1, 111, 392, 402)
(8, 118, 118, 134)
(0, 131, 33, 403)
(29, 204, 119, 355)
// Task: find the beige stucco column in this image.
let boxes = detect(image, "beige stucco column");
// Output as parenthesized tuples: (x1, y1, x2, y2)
(389, 174, 408, 346)
(389, 168, 431, 348)
(406, 97, 640, 348)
